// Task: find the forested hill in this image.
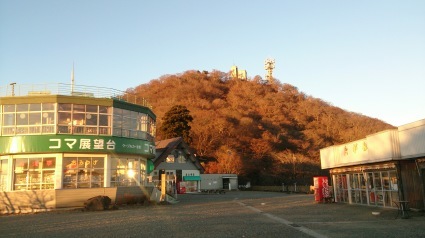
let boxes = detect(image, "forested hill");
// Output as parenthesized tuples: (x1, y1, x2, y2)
(129, 70, 394, 185)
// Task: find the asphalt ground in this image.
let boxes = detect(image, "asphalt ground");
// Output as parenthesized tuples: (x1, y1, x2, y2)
(0, 191, 424, 238)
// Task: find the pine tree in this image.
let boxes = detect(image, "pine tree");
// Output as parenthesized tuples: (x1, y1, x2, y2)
(159, 105, 193, 143)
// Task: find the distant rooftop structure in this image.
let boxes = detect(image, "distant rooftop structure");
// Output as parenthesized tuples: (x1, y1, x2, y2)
(0, 83, 151, 108)
(230, 65, 247, 80)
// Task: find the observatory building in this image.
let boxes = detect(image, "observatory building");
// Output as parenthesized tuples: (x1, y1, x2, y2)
(0, 82, 156, 213)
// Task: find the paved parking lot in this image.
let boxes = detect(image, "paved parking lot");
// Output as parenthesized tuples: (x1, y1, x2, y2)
(1, 191, 424, 237)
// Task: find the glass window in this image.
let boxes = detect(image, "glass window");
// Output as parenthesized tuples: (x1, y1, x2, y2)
(58, 112, 72, 124)
(99, 114, 109, 126)
(111, 158, 140, 187)
(0, 159, 8, 191)
(17, 112, 28, 125)
(16, 104, 28, 112)
(140, 114, 148, 131)
(1, 102, 115, 136)
(73, 113, 85, 125)
(140, 161, 147, 186)
(390, 171, 398, 191)
(29, 103, 41, 111)
(59, 103, 72, 111)
(99, 106, 109, 113)
(334, 174, 348, 203)
(42, 112, 55, 124)
(113, 108, 123, 136)
(166, 155, 175, 163)
(63, 157, 104, 189)
(4, 104, 15, 112)
(56, 103, 110, 135)
(122, 110, 131, 130)
(86, 113, 97, 125)
(13, 157, 56, 190)
(73, 104, 85, 112)
(42, 103, 55, 111)
(112, 108, 155, 140)
(86, 105, 98, 113)
(41, 103, 55, 134)
(178, 154, 187, 163)
(3, 114, 15, 126)
(29, 112, 41, 125)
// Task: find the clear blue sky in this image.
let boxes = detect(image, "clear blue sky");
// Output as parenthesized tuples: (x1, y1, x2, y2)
(1, 1, 424, 126)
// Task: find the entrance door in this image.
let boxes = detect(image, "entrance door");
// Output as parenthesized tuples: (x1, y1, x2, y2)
(176, 170, 182, 183)
(422, 169, 425, 209)
(223, 178, 230, 190)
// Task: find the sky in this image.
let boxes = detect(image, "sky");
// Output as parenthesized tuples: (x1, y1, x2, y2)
(1, 1, 424, 127)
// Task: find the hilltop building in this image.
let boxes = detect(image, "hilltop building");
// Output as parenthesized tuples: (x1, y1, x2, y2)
(230, 65, 247, 80)
(320, 118, 425, 211)
(0, 83, 156, 213)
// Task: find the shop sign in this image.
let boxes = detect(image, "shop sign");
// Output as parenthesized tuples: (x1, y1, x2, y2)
(0, 135, 155, 157)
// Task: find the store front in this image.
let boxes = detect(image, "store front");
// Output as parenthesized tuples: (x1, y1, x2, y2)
(321, 119, 425, 210)
(0, 135, 154, 191)
(0, 83, 157, 213)
(332, 164, 399, 208)
(182, 175, 201, 192)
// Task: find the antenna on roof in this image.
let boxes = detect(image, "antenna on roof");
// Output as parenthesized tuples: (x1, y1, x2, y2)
(71, 62, 75, 93)
(10, 82, 16, 96)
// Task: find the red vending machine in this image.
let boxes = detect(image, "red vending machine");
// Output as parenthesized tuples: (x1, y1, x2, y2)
(313, 176, 329, 202)
(177, 182, 186, 194)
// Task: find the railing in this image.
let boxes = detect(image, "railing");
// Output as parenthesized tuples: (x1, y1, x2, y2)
(0, 83, 151, 108)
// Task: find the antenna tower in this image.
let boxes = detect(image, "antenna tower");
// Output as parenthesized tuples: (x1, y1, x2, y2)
(71, 63, 75, 93)
(264, 58, 275, 83)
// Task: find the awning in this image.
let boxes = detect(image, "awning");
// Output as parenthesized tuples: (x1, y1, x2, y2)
(183, 176, 201, 181)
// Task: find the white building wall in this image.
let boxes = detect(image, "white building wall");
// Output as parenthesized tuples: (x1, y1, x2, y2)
(320, 129, 400, 169)
(367, 129, 400, 161)
(200, 174, 238, 190)
(183, 170, 200, 177)
(398, 119, 425, 159)
(320, 138, 371, 169)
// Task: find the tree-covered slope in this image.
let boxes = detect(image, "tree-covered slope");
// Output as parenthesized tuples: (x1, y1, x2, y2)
(130, 70, 394, 185)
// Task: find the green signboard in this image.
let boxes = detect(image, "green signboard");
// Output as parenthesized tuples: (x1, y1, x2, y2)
(0, 135, 155, 158)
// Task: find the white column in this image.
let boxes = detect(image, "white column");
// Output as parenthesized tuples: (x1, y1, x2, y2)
(7, 156, 13, 191)
(347, 174, 352, 204)
(332, 175, 337, 202)
(105, 155, 111, 187)
(55, 153, 63, 189)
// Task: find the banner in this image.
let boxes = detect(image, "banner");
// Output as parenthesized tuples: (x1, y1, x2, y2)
(0, 135, 155, 158)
